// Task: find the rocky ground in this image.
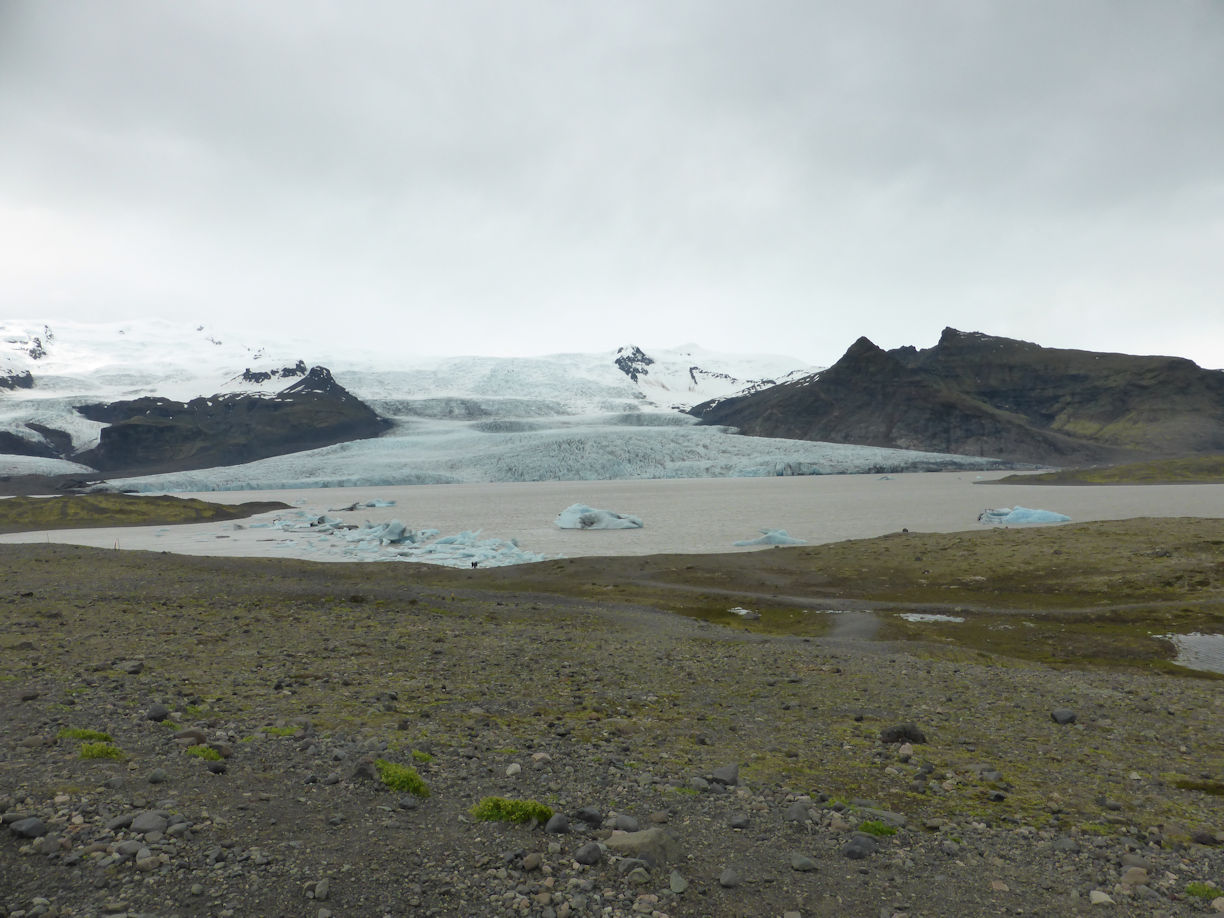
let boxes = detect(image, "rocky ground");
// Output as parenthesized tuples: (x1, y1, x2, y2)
(2, 521, 1224, 918)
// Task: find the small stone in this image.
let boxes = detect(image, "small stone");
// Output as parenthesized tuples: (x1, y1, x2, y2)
(669, 870, 689, 894)
(545, 813, 569, 833)
(506, 763, 521, 777)
(790, 851, 818, 872)
(605, 827, 683, 866)
(147, 768, 169, 784)
(146, 703, 170, 722)
(842, 834, 878, 860)
(34, 834, 62, 854)
(1051, 708, 1077, 725)
(719, 866, 743, 888)
(315, 878, 331, 901)
(574, 842, 603, 865)
(1089, 890, 1114, 905)
(575, 806, 603, 826)
(689, 776, 710, 792)
(728, 813, 750, 829)
(10, 817, 47, 838)
(522, 852, 542, 871)
(710, 764, 739, 786)
(1120, 866, 1148, 887)
(613, 814, 639, 831)
(119, 660, 145, 675)
(206, 760, 227, 774)
(786, 801, 811, 824)
(627, 866, 651, 884)
(130, 812, 168, 835)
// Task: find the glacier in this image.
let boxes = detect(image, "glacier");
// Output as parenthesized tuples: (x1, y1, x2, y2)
(1, 319, 1008, 494)
(97, 417, 1005, 493)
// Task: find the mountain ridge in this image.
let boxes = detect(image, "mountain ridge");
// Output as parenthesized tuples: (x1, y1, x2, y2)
(691, 328, 1224, 465)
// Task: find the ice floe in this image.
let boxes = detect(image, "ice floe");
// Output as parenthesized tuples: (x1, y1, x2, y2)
(732, 528, 806, 546)
(243, 508, 544, 567)
(978, 506, 1071, 525)
(555, 504, 643, 530)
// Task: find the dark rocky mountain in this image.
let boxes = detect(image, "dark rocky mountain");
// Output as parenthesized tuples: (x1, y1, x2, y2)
(691, 328, 1224, 465)
(1, 369, 34, 390)
(614, 345, 654, 382)
(74, 366, 390, 476)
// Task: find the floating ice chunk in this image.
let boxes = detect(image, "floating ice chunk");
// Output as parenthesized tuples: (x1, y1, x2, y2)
(329, 498, 397, 511)
(435, 529, 482, 544)
(978, 506, 1070, 525)
(555, 504, 643, 530)
(729, 606, 761, 620)
(733, 528, 806, 546)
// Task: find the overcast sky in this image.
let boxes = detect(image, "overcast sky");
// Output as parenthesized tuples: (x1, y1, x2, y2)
(2, 1, 1221, 367)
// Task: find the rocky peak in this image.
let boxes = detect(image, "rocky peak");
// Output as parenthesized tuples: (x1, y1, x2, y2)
(282, 365, 343, 396)
(1, 368, 34, 391)
(614, 346, 654, 383)
(239, 359, 308, 385)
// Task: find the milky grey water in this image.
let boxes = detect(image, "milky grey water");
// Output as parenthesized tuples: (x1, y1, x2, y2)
(4, 470, 1222, 559)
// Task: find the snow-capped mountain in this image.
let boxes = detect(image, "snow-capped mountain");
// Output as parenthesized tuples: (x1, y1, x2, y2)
(0, 319, 1008, 489)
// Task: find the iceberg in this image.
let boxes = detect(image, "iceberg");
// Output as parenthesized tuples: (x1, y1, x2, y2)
(978, 506, 1071, 525)
(733, 528, 807, 546)
(555, 503, 643, 530)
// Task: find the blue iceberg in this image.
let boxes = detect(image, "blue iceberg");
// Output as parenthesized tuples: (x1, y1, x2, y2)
(733, 529, 807, 546)
(978, 506, 1071, 525)
(555, 504, 643, 530)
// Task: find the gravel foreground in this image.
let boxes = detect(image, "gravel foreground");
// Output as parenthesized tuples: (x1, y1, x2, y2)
(2, 537, 1224, 918)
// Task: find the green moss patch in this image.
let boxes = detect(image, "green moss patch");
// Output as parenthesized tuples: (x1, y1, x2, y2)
(79, 742, 124, 760)
(260, 725, 299, 736)
(471, 797, 554, 825)
(375, 759, 430, 797)
(1185, 881, 1223, 899)
(858, 819, 898, 837)
(185, 744, 222, 761)
(58, 727, 113, 743)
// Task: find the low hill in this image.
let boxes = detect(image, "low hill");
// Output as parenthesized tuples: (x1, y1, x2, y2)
(74, 366, 390, 476)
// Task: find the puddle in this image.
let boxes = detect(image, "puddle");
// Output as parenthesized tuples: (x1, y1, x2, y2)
(898, 613, 965, 623)
(828, 611, 881, 640)
(1158, 633, 1224, 675)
